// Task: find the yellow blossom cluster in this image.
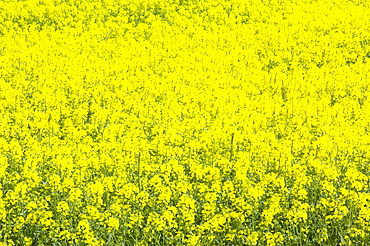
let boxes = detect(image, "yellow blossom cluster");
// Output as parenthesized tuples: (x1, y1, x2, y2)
(1, 0, 370, 245)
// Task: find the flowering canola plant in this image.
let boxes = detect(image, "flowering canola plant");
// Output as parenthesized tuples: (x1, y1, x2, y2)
(1, 0, 370, 245)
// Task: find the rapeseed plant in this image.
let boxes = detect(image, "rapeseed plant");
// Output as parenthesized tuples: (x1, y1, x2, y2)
(1, 0, 370, 245)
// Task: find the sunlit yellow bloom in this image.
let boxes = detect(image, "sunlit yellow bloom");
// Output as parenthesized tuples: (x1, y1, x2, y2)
(0, 0, 370, 245)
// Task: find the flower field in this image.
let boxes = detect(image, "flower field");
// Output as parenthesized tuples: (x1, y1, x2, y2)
(1, 0, 370, 245)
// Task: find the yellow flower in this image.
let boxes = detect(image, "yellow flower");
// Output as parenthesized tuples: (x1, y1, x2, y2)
(185, 234, 201, 246)
(0, 0, 370, 245)
(57, 201, 70, 215)
(106, 217, 120, 232)
(24, 237, 32, 246)
(246, 231, 259, 245)
(26, 201, 38, 211)
(69, 188, 83, 202)
(248, 186, 265, 201)
(78, 219, 91, 233)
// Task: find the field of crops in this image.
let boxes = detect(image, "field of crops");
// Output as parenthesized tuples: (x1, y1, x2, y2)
(1, 0, 370, 245)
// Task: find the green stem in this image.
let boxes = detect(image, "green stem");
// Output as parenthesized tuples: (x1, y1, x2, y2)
(230, 133, 235, 162)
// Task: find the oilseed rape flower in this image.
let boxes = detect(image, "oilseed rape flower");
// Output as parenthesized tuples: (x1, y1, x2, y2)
(1, 0, 370, 245)
(105, 217, 120, 232)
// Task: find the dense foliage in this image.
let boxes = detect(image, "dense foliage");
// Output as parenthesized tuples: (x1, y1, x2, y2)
(1, 0, 370, 245)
